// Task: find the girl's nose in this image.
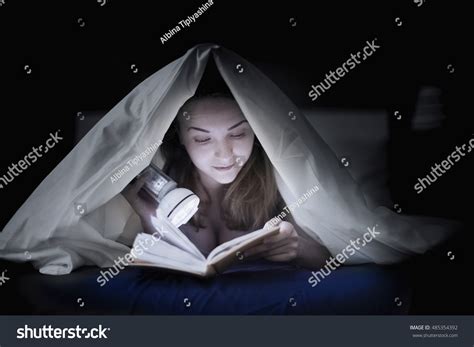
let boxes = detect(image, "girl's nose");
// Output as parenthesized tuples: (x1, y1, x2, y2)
(214, 141, 233, 160)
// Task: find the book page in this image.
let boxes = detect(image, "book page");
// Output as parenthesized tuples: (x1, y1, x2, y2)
(207, 225, 280, 265)
(131, 250, 208, 276)
(150, 215, 204, 260)
(132, 233, 206, 268)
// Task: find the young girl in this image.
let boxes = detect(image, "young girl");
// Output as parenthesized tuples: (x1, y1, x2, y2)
(122, 93, 331, 270)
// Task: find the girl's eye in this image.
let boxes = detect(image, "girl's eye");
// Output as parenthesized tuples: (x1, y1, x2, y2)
(194, 133, 245, 144)
(231, 133, 245, 139)
(194, 138, 210, 144)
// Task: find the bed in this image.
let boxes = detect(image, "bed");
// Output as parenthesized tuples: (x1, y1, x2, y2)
(3, 259, 410, 314)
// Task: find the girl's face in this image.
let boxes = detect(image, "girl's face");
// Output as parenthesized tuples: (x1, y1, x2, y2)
(178, 98, 255, 186)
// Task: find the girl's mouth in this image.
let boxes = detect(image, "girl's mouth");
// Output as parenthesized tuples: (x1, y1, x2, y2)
(213, 163, 235, 171)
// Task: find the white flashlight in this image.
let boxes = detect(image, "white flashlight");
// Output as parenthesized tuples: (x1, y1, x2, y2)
(138, 163, 200, 228)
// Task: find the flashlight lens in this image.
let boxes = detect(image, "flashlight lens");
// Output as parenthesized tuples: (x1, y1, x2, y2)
(170, 198, 199, 227)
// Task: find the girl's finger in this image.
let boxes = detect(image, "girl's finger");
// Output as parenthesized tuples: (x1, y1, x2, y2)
(260, 243, 297, 257)
(132, 172, 150, 191)
(264, 237, 295, 251)
(243, 238, 293, 260)
(263, 230, 290, 244)
(124, 168, 157, 200)
(264, 253, 295, 262)
(263, 222, 295, 243)
(264, 219, 281, 230)
(242, 243, 269, 258)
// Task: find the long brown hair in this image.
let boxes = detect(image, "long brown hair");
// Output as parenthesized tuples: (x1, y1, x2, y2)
(160, 94, 285, 231)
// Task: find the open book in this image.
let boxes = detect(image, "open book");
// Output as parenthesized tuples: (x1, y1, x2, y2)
(129, 214, 280, 277)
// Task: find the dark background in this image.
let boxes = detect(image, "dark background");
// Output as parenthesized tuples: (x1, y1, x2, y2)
(0, 0, 471, 314)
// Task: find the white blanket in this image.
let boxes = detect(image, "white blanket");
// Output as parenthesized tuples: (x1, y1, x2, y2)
(0, 43, 461, 275)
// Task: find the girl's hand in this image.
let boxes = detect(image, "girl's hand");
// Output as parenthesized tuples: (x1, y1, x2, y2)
(121, 172, 158, 221)
(244, 221, 299, 262)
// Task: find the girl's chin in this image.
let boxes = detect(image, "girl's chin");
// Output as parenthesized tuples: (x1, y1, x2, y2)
(212, 175, 237, 185)
(209, 171, 238, 184)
